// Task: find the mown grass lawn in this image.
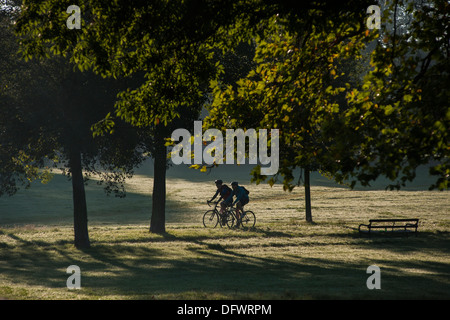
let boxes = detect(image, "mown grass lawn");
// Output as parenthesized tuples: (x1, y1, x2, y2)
(0, 170, 449, 300)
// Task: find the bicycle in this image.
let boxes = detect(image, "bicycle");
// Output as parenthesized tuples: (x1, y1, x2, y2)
(203, 201, 231, 228)
(223, 205, 256, 229)
(203, 201, 256, 229)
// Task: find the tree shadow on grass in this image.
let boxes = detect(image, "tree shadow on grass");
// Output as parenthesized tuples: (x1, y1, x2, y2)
(1, 229, 449, 299)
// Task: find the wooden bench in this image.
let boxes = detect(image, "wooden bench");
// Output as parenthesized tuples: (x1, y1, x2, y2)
(358, 218, 419, 236)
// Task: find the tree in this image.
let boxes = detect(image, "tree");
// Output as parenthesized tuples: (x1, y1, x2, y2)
(14, 0, 392, 228)
(14, 0, 258, 233)
(205, 0, 448, 224)
(339, 0, 449, 190)
(204, 14, 374, 222)
(87, 19, 218, 234)
(1, 6, 145, 248)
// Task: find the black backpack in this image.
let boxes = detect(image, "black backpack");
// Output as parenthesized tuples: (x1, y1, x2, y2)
(242, 186, 250, 195)
(221, 185, 232, 197)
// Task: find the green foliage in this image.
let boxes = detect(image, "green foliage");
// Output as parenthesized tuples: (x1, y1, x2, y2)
(205, 0, 448, 192)
(340, 0, 449, 190)
(0, 9, 146, 198)
(205, 13, 376, 190)
(14, 0, 252, 131)
(11, 0, 448, 196)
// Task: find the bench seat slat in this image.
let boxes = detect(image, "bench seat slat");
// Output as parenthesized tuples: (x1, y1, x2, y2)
(369, 219, 418, 223)
(358, 218, 419, 236)
(369, 225, 416, 228)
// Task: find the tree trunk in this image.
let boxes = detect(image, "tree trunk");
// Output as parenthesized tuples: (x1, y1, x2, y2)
(70, 148, 90, 249)
(150, 135, 167, 234)
(304, 166, 313, 223)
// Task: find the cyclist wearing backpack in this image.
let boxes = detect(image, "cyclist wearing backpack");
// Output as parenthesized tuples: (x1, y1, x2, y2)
(207, 179, 232, 215)
(225, 181, 250, 227)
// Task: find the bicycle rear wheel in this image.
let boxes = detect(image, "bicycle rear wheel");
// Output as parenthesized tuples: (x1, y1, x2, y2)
(203, 210, 219, 228)
(241, 211, 256, 229)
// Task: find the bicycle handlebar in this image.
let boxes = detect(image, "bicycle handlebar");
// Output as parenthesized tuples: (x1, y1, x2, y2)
(207, 200, 219, 207)
(207, 200, 235, 208)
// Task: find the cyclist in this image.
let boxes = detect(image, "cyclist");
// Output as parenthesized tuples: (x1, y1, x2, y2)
(225, 181, 250, 227)
(207, 179, 232, 216)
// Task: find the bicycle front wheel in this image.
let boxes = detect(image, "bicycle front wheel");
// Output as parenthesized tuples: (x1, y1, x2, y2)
(241, 211, 256, 229)
(203, 210, 219, 228)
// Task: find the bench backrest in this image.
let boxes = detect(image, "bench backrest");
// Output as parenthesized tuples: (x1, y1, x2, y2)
(369, 219, 418, 225)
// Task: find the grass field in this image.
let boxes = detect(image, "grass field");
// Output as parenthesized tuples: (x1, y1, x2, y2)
(0, 163, 449, 299)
